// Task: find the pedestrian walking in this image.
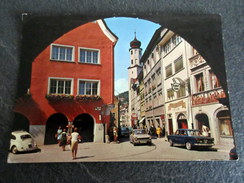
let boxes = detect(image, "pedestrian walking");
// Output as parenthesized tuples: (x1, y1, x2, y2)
(202, 124, 211, 137)
(71, 127, 81, 160)
(156, 126, 162, 138)
(60, 128, 67, 151)
(161, 125, 166, 137)
(56, 126, 62, 145)
(113, 126, 118, 142)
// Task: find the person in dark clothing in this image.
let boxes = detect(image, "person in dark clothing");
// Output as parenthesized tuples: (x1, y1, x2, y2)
(60, 128, 67, 151)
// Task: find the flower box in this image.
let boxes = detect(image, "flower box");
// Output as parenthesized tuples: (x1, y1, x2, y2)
(75, 95, 102, 102)
(45, 94, 74, 102)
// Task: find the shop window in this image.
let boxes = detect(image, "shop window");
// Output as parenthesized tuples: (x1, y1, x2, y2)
(217, 110, 232, 136)
(51, 44, 74, 62)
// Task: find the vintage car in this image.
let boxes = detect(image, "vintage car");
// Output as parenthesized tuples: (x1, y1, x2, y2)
(9, 131, 38, 154)
(130, 129, 152, 146)
(167, 129, 214, 150)
(120, 127, 130, 137)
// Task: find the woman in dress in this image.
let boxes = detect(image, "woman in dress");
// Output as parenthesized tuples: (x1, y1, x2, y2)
(56, 126, 62, 144)
(71, 127, 81, 160)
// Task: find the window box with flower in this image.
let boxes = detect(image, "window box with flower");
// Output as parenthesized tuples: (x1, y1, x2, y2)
(45, 94, 74, 102)
(75, 95, 102, 102)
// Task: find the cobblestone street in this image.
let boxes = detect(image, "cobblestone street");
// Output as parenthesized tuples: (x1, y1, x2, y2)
(8, 138, 231, 163)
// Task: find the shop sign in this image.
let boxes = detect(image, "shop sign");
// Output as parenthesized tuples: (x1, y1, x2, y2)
(171, 77, 185, 92)
(168, 100, 186, 110)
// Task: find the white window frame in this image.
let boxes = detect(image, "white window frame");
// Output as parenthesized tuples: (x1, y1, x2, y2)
(78, 47, 100, 64)
(47, 77, 74, 95)
(77, 79, 101, 96)
(50, 44, 75, 62)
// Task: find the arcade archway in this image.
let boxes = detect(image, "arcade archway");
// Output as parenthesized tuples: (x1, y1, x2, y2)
(177, 113, 188, 129)
(195, 113, 210, 131)
(73, 114, 94, 142)
(12, 112, 29, 132)
(44, 113, 68, 145)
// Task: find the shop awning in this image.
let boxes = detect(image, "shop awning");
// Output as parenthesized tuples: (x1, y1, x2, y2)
(139, 117, 145, 124)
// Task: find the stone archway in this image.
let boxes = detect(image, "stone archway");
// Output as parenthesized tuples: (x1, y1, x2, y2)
(195, 113, 210, 132)
(17, 15, 227, 103)
(73, 113, 94, 142)
(12, 112, 29, 132)
(44, 113, 68, 145)
(177, 113, 188, 129)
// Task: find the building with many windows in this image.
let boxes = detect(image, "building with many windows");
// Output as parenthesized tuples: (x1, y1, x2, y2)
(141, 27, 165, 130)
(14, 20, 118, 144)
(128, 27, 233, 146)
(189, 49, 232, 145)
(159, 29, 193, 135)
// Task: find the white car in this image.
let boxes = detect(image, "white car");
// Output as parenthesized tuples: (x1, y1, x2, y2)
(130, 129, 152, 146)
(9, 131, 38, 154)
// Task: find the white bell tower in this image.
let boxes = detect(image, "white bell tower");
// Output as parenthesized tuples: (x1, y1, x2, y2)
(128, 32, 142, 127)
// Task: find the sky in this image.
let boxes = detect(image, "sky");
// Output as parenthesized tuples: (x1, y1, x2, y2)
(104, 17, 160, 95)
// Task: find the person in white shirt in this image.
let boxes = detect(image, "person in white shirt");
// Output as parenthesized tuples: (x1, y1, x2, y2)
(71, 127, 81, 160)
(202, 124, 210, 137)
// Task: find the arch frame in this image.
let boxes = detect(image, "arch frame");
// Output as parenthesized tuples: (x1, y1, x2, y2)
(1, 1, 243, 182)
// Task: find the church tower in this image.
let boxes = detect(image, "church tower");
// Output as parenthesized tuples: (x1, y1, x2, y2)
(128, 33, 142, 127)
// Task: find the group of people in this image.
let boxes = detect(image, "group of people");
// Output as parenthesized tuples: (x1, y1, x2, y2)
(56, 126, 81, 160)
(147, 125, 166, 138)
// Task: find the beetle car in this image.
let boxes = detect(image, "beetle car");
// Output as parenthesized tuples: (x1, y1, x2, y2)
(167, 129, 214, 150)
(130, 129, 152, 146)
(9, 131, 38, 154)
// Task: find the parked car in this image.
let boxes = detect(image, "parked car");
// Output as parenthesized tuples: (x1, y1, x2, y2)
(229, 146, 238, 160)
(130, 129, 152, 146)
(167, 129, 214, 150)
(120, 127, 130, 137)
(9, 131, 38, 154)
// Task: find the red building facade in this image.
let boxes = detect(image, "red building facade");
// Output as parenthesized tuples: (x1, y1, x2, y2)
(14, 20, 118, 144)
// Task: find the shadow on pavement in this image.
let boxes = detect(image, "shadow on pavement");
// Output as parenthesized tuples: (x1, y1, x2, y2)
(173, 146, 218, 152)
(75, 156, 94, 159)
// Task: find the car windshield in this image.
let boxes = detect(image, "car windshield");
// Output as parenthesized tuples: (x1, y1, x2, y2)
(187, 130, 201, 136)
(134, 129, 147, 134)
(20, 134, 32, 140)
(121, 127, 129, 131)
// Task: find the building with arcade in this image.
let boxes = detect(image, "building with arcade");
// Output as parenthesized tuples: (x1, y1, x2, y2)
(13, 19, 118, 145)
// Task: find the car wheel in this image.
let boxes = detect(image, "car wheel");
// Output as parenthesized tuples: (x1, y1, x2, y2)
(169, 139, 174, 147)
(186, 142, 192, 150)
(11, 146, 18, 154)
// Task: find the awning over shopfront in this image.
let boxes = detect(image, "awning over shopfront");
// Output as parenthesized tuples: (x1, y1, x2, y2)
(139, 117, 145, 124)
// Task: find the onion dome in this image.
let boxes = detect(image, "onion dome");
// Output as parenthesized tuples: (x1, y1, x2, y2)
(130, 32, 141, 48)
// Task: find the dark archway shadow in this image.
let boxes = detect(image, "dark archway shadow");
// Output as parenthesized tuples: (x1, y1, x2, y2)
(44, 113, 68, 145)
(12, 112, 29, 132)
(73, 113, 94, 143)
